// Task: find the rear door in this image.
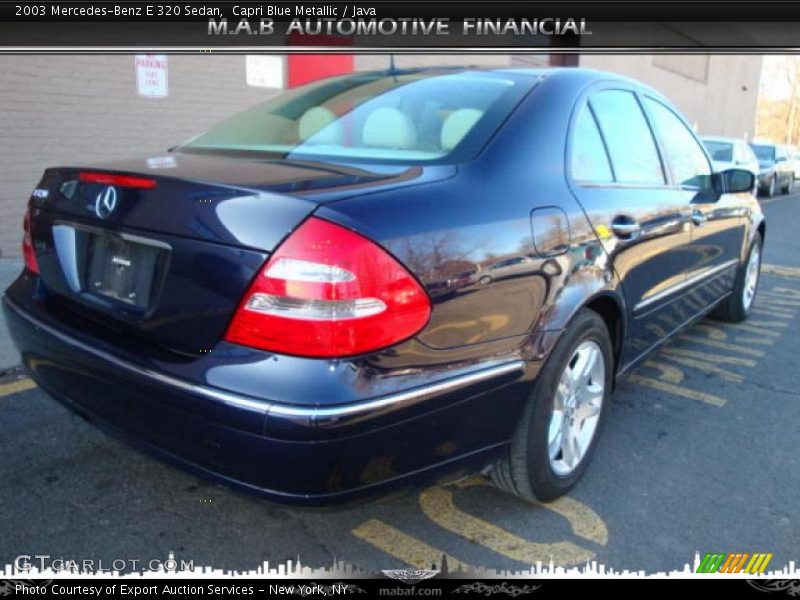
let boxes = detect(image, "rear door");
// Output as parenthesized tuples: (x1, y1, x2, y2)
(642, 96, 745, 307)
(568, 86, 693, 362)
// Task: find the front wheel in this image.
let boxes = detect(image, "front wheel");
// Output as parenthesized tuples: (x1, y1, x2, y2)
(764, 176, 776, 198)
(490, 309, 613, 502)
(782, 175, 794, 194)
(713, 232, 762, 323)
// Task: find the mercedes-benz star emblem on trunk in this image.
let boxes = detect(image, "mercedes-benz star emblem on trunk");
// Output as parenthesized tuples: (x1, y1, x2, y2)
(94, 186, 118, 219)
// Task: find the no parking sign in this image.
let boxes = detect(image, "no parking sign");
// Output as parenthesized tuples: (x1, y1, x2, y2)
(135, 54, 168, 97)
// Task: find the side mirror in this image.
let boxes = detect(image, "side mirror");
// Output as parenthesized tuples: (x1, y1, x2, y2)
(776, 156, 787, 163)
(717, 168, 755, 194)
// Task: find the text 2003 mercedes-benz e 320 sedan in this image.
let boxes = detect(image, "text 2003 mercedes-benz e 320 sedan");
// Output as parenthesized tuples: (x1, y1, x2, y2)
(3, 67, 764, 505)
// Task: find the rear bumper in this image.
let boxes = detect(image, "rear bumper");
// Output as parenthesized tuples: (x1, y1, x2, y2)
(3, 292, 530, 505)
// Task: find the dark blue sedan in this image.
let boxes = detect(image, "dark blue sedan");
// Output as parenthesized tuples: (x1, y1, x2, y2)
(3, 67, 764, 504)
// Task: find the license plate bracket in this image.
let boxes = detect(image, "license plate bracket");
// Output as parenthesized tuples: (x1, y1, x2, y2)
(85, 233, 164, 310)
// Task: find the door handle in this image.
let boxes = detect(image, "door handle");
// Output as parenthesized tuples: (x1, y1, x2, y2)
(611, 216, 641, 240)
(691, 210, 707, 227)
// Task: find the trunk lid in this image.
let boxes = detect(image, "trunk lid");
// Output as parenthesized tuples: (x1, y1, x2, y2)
(26, 152, 450, 356)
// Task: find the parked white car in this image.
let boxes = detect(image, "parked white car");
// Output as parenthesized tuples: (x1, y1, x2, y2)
(701, 136, 759, 192)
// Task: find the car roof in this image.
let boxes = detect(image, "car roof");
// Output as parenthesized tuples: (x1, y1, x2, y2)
(701, 136, 743, 144)
(357, 66, 668, 97)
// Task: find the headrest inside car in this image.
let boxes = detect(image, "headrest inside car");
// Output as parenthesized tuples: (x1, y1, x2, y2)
(363, 108, 418, 149)
(298, 107, 343, 145)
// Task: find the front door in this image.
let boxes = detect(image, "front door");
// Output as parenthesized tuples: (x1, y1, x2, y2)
(642, 96, 745, 312)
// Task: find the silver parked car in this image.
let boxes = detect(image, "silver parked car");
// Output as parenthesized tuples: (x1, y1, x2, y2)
(702, 136, 759, 193)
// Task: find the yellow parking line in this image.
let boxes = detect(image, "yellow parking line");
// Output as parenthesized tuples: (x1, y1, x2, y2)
(678, 335, 765, 357)
(756, 294, 800, 307)
(0, 377, 36, 398)
(733, 336, 774, 346)
(745, 319, 790, 328)
(419, 487, 595, 566)
(770, 286, 800, 298)
(629, 374, 726, 407)
(728, 323, 782, 336)
(534, 497, 609, 546)
(352, 519, 471, 570)
(691, 323, 728, 340)
(762, 264, 800, 279)
(659, 354, 744, 383)
(451, 477, 609, 546)
(643, 360, 684, 383)
(660, 347, 757, 367)
(751, 306, 795, 318)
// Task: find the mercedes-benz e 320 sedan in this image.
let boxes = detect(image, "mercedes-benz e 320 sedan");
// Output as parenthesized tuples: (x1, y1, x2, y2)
(4, 68, 764, 504)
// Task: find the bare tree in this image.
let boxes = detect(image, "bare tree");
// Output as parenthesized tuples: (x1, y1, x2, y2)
(786, 57, 800, 145)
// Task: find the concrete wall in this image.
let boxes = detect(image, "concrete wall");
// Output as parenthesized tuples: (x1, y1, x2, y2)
(579, 55, 763, 139)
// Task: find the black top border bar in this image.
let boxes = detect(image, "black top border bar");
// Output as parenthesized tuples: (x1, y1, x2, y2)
(2, 2, 800, 48)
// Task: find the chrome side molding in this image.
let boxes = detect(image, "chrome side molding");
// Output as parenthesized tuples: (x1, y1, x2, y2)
(4, 297, 526, 421)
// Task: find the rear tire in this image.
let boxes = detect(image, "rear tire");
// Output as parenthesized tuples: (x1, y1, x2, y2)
(713, 232, 762, 323)
(782, 175, 794, 194)
(490, 309, 613, 502)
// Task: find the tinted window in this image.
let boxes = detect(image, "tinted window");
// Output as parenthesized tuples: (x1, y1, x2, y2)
(703, 141, 733, 162)
(182, 71, 534, 164)
(645, 98, 712, 190)
(751, 144, 775, 161)
(590, 91, 665, 185)
(571, 104, 613, 182)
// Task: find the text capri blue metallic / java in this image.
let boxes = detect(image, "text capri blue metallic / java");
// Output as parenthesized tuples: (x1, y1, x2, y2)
(3, 67, 765, 504)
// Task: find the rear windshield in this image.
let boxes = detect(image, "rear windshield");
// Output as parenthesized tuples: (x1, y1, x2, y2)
(703, 141, 733, 162)
(180, 71, 535, 164)
(751, 144, 775, 161)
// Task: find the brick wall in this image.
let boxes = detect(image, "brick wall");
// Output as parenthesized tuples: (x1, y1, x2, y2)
(0, 55, 277, 257)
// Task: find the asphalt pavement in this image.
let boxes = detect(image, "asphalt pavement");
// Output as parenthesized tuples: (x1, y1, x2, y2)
(2, 192, 800, 576)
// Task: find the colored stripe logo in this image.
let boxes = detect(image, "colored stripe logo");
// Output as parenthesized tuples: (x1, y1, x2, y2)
(697, 552, 773, 574)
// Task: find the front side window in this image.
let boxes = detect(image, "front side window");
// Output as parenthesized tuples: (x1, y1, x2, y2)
(589, 90, 665, 185)
(644, 98, 712, 190)
(181, 71, 534, 164)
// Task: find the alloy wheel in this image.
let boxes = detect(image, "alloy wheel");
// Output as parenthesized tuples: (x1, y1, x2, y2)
(743, 242, 761, 311)
(548, 340, 605, 477)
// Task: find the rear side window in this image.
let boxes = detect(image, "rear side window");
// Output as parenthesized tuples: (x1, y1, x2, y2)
(589, 90, 665, 185)
(644, 98, 712, 190)
(751, 144, 775, 161)
(570, 105, 614, 183)
(704, 140, 733, 162)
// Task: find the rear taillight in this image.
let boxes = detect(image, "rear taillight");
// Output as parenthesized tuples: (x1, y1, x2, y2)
(22, 207, 39, 274)
(224, 217, 431, 358)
